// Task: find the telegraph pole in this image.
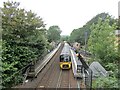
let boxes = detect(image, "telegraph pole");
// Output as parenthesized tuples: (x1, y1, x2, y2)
(84, 31, 88, 56)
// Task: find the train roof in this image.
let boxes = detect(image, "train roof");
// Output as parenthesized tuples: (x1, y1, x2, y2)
(60, 43, 71, 55)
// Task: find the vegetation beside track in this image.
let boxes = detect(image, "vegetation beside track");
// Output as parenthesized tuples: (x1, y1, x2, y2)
(1, 1, 61, 87)
(88, 17, 119, 88)
(68, 14, 119, 88)
(1, 1, 119, 88)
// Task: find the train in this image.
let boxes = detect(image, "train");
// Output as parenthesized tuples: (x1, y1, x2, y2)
(59, 43, 72, 69)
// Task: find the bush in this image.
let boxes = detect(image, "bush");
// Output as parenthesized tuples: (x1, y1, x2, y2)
(92, 76, 118, 88)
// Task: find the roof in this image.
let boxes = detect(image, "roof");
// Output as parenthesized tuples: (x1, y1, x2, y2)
(60, 43, 71, 55)
(89, 61, 108, 77)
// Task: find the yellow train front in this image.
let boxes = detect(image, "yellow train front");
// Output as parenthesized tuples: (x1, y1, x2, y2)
(59, 43, 72, 69)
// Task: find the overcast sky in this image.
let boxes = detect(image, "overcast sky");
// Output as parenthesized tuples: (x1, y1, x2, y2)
(0, 0, 120, 35)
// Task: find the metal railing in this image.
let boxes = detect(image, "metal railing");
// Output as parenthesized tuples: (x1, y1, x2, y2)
(78, 54, 92, 90)
(83, 68, 92, 90)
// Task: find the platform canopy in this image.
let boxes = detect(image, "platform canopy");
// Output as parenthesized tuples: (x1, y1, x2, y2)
(89, 61, 109, 78)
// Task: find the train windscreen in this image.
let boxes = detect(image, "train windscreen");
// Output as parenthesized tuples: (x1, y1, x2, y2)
(60, 55, 71, 62)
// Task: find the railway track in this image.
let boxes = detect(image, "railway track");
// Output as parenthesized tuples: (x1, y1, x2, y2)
(36, 49, 62, 88)
(35, 43, 63, 89)
(35, 44, 79, 89)
(36, 45, 78, 89)
(56, 70, 70, 88)
(15, 43, 85, 89)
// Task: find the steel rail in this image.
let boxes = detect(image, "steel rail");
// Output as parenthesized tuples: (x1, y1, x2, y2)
(56, 69, 62, 89)
(34, 43, 61, 77)
(35, 43, 63, 89)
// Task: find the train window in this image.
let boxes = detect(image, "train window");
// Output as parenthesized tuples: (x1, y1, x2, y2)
(63, 55, 67, 62)
(65, 55, 70, 62)
(60, 54, 71, 62)
(60, 55, 64, 62)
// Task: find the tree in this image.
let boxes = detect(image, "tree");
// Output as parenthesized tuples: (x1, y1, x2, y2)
(60, 35, 69, 42)
(1, 1, 48, 87)
(69, 13, 114, 45)
(47, 25, 61, 42)
(69, 28, 84, 44)
(88, 16, 119, 89)
(117, 18, 120, 29)
(2, 1, 45, 42)
(88, 17, 118, 65)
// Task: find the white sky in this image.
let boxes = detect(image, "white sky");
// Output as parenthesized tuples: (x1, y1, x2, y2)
(0, 0, 120, 35)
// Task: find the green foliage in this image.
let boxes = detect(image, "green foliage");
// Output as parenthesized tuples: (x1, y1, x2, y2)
(105, 63, 117, 71)
(92, 76, 118, 88)
(1, 1, 49, 87)
(69, 13, 115, 45)
(88, 17, 117, 65)
(117, 18, 120, 29)
(105, 63, 118, 78)
(60, 35, 69, 42)
(0, 40, 2, 88)
(2, 1, 45, 41)
(47, 25, 61, 42)
(87, 16, 119, 88)
(69, 12, 119, 88)
(69, 28, 82, 43)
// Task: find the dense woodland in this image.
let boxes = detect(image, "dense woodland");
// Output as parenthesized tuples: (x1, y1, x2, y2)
(0, 1, 119, 88)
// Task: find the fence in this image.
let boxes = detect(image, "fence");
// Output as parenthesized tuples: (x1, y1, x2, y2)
(83, 68, 92, 90)
(79, 55, 92, 90)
